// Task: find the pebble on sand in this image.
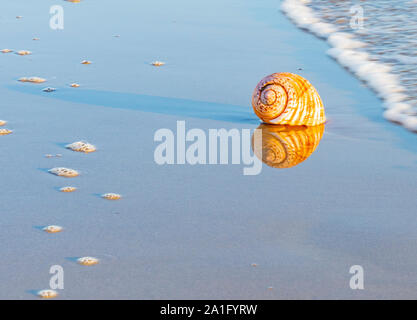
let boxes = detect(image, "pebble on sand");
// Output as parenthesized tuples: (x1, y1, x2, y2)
(49, 167, 79, 178)
(81, 60, 92, 64)
(77, 257, 99, 266)
(43, 225, 63, 233)
(37, 289, 58, 299)
(151, 61, 165, 66)
(18, 77, 46, 83)
(0, 120, 7, 126)
(16, 50, 31, 56)
(42, 87, 56, 92)
(1, 49, 13, 53)
(102, 193, 122, 200)
(60, 186, 77, 193)
(0, 129, 12, 135)
(66, 141, 96, 153)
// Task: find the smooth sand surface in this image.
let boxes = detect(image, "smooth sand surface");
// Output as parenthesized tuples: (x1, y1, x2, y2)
(1, 0, 417, 299)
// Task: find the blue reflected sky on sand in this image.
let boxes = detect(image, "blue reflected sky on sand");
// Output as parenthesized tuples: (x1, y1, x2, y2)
(7, 85, 258, 124)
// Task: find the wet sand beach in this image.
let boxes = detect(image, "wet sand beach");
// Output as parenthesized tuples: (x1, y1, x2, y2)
(1, 0, 417, 299)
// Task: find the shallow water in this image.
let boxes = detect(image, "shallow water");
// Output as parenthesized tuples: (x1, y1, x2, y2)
(282, 0, 417, 133)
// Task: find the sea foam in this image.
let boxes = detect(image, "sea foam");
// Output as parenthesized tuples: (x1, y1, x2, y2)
(281, 0, 417, 133)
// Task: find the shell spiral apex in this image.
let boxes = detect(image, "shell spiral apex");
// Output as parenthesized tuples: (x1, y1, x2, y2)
(252, 73, 326, 126)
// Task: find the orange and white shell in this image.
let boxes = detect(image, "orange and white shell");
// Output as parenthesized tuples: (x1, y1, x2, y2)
(252, 124, 324, 169)
(37, 289, 58, 299)
(0, 128, 12, 135)
(77, 256, 99, 266)
(252, 73, 325, 126)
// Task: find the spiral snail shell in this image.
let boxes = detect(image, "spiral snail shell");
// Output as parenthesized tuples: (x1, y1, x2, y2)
(252, 124, 324, 169)
(252, 73, 325, 126)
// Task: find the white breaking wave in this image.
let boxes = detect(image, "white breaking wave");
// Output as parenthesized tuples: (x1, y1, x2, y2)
(281, 0, 417, 133)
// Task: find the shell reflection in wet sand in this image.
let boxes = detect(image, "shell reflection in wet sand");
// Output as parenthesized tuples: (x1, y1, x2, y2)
(252, 124, 324, 169)
(49, 167, 79, 177)
(77, 257, 99, 266)
(43, 225, 63, 233)
(37, 289, 58, 299)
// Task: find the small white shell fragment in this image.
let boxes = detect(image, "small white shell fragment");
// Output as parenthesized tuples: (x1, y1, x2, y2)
(151, 61, 165, 66)
(70, 83, 80, 87)
(49, 167, 79, 178)
(77, 257, 99, 266)
(19, 77, 46, 83)
(17, 50, 31, 56)
(66, 141, 96, 153)
(43, 225, 63, 233)
(37, 289, 58, 299)
(102, 193, 122, 200)
(0, 120, 6, 126)
(42, 87, 56, 92)
(60, 186, 77, 193)
(81, 60, 92, 64)
(0, 129, 12, 135)
(1, 49, 13, 53)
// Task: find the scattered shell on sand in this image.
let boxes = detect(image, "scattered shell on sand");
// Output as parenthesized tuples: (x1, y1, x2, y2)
(42, 87, 56, 92)
(151, 61, 165, 66)
(32, 37, 40, 41)
(70, 83, 80, 87)
(60, 186, 77, 193)
(66, 141, 96, 153)
(1, 49, 13, 53)
(19, 77, 46, 83)
(81, 60, 92, 64)
(251, 263, 258, 267)
(0, 120, 7, 126)
(16, 16, 23, 19)
(45, 154, 62, 158)
(49, 167, 79, 178)
(17, 50, 31, 56)
(102, 193, 122, 200)
(0, 129, 12, 135)
(37, 289, 58, 299)
(43, 225, 63, 233)
(66, 0, 82, 2)
(77, 257, 99, 266)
